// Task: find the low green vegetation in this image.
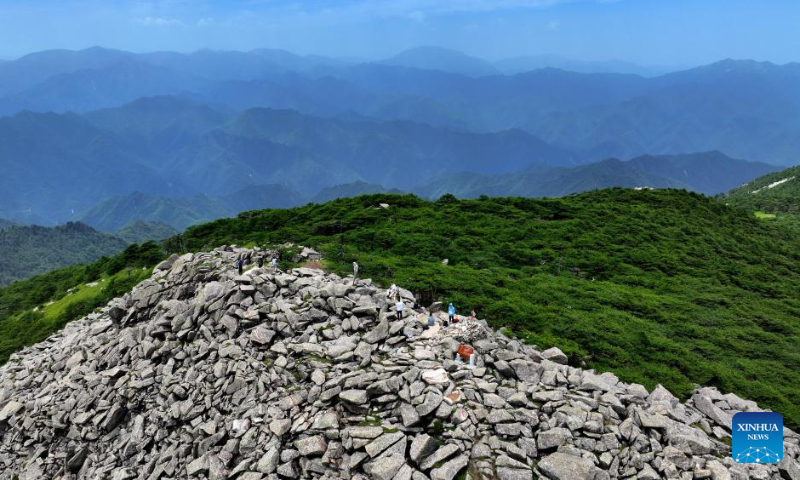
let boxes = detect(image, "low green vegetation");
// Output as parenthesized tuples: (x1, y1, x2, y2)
(1, 189, 799, 429)
(723, 165, 800, 229)
(753, 211, 776, 219)
(0, 242, 164, 364)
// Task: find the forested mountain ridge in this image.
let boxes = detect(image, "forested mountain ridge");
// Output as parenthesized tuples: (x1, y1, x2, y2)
(0, 221, 175, 286)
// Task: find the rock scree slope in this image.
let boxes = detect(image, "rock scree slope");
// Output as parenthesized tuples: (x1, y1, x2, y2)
(0, 246, 798, 480)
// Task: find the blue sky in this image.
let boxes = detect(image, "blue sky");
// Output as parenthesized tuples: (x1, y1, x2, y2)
(0, 0, 798, 66)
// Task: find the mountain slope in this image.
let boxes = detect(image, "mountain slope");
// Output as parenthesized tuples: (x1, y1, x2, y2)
(415, 151, 779, 198)
(113, 220, 178, 244)
(0, 101, 573, 224)
(311, 181, 404, 203)
(528, 60, 800, 165)
(77, 185, 307, 232)
(0, 111, 179, 225)
(724, 164, 800, 228)
(82, 95, 230, 156)
(0, 59, 210, 115)
(379, 45, 499, 77)
(0, 222, 128, 286)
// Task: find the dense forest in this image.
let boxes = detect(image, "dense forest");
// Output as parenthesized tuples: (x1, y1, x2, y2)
(1, 190, 799, 428)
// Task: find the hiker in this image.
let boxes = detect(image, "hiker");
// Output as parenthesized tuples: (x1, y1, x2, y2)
(387, 283, 398, 299)
(271, 257, 278, 269)
(447, 303, 456, 326)
(258, 255, 264, 268)
(236, 257, 244, 275)
(427, 313, 435, 329)
(470, 310, 476, 321)
(395, 299, 405, 319)
(352, 261, 359, 285)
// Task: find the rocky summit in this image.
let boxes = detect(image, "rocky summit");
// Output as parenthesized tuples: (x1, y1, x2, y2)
(0, 246, 798, 480)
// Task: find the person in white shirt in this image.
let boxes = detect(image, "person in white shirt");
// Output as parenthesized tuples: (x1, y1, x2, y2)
(352, 261, 359, 285)
(395, 300, 405, 319)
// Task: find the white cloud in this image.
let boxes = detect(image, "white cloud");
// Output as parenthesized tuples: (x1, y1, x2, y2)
(196, 17, 214, 27)
(132, 16, 185, 27)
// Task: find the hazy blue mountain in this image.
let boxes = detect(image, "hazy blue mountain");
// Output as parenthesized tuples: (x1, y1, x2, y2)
(328, 64, 653, 131)
(76, 192, 231, 232)
(248, 49, 349, 72)
(0, 222, 128, 286)
(622, 151, 780, 194)
(83, 96, 231, 156)
(528, 59, 800, 166)
(0, 111, 181, 225)
(140, 49, 280, 81)
(4, 98, 578, 225)
(0, 46, 134, 97)
(78, 185, 307, 231)
(377, 46, 499, 77)
(0, 59, 210, 115)
(220, 185, 307, 213)
(311, 182, 404, 204)
(4, 47, 800, 165)
(494, 55, 670, 77)
(415, 151, 778, 198)
(213, 108, 575, 187)
(113, 220, 178, 244)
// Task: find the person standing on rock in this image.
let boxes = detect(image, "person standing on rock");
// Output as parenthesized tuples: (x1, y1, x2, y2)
(236, 256, 244, 275)
(271, 257, 278, 270)
(258, 255, 264, 268)
(352, 261, 359, 285)
(395, 299, 405, 319)
(447, 303, 456, 326)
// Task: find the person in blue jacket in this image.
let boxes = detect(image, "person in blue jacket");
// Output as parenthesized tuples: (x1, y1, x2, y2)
(447, 303, 456, 326)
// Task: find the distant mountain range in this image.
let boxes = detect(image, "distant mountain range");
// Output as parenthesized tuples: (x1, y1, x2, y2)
(414, 151, 780, 199)
(0, 46, 799, 231)
(0, 47, 799, 167)
(0, 96, 576, 225)
(71, 151, 778, 232)
(78, 185, 304, 232)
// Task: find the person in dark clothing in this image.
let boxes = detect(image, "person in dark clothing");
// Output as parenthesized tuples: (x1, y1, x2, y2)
(236, 257, 244, 275)
(258, 255, 264, 268)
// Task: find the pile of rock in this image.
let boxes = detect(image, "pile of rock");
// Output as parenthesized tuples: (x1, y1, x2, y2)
(435, 318, 487, 343)
(0, 246, 798, 480)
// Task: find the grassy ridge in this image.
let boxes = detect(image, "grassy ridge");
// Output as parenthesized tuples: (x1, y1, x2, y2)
(723, 165, 800, 229)
(0, 242, 164, 364)
(171, 190, 800, 426)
